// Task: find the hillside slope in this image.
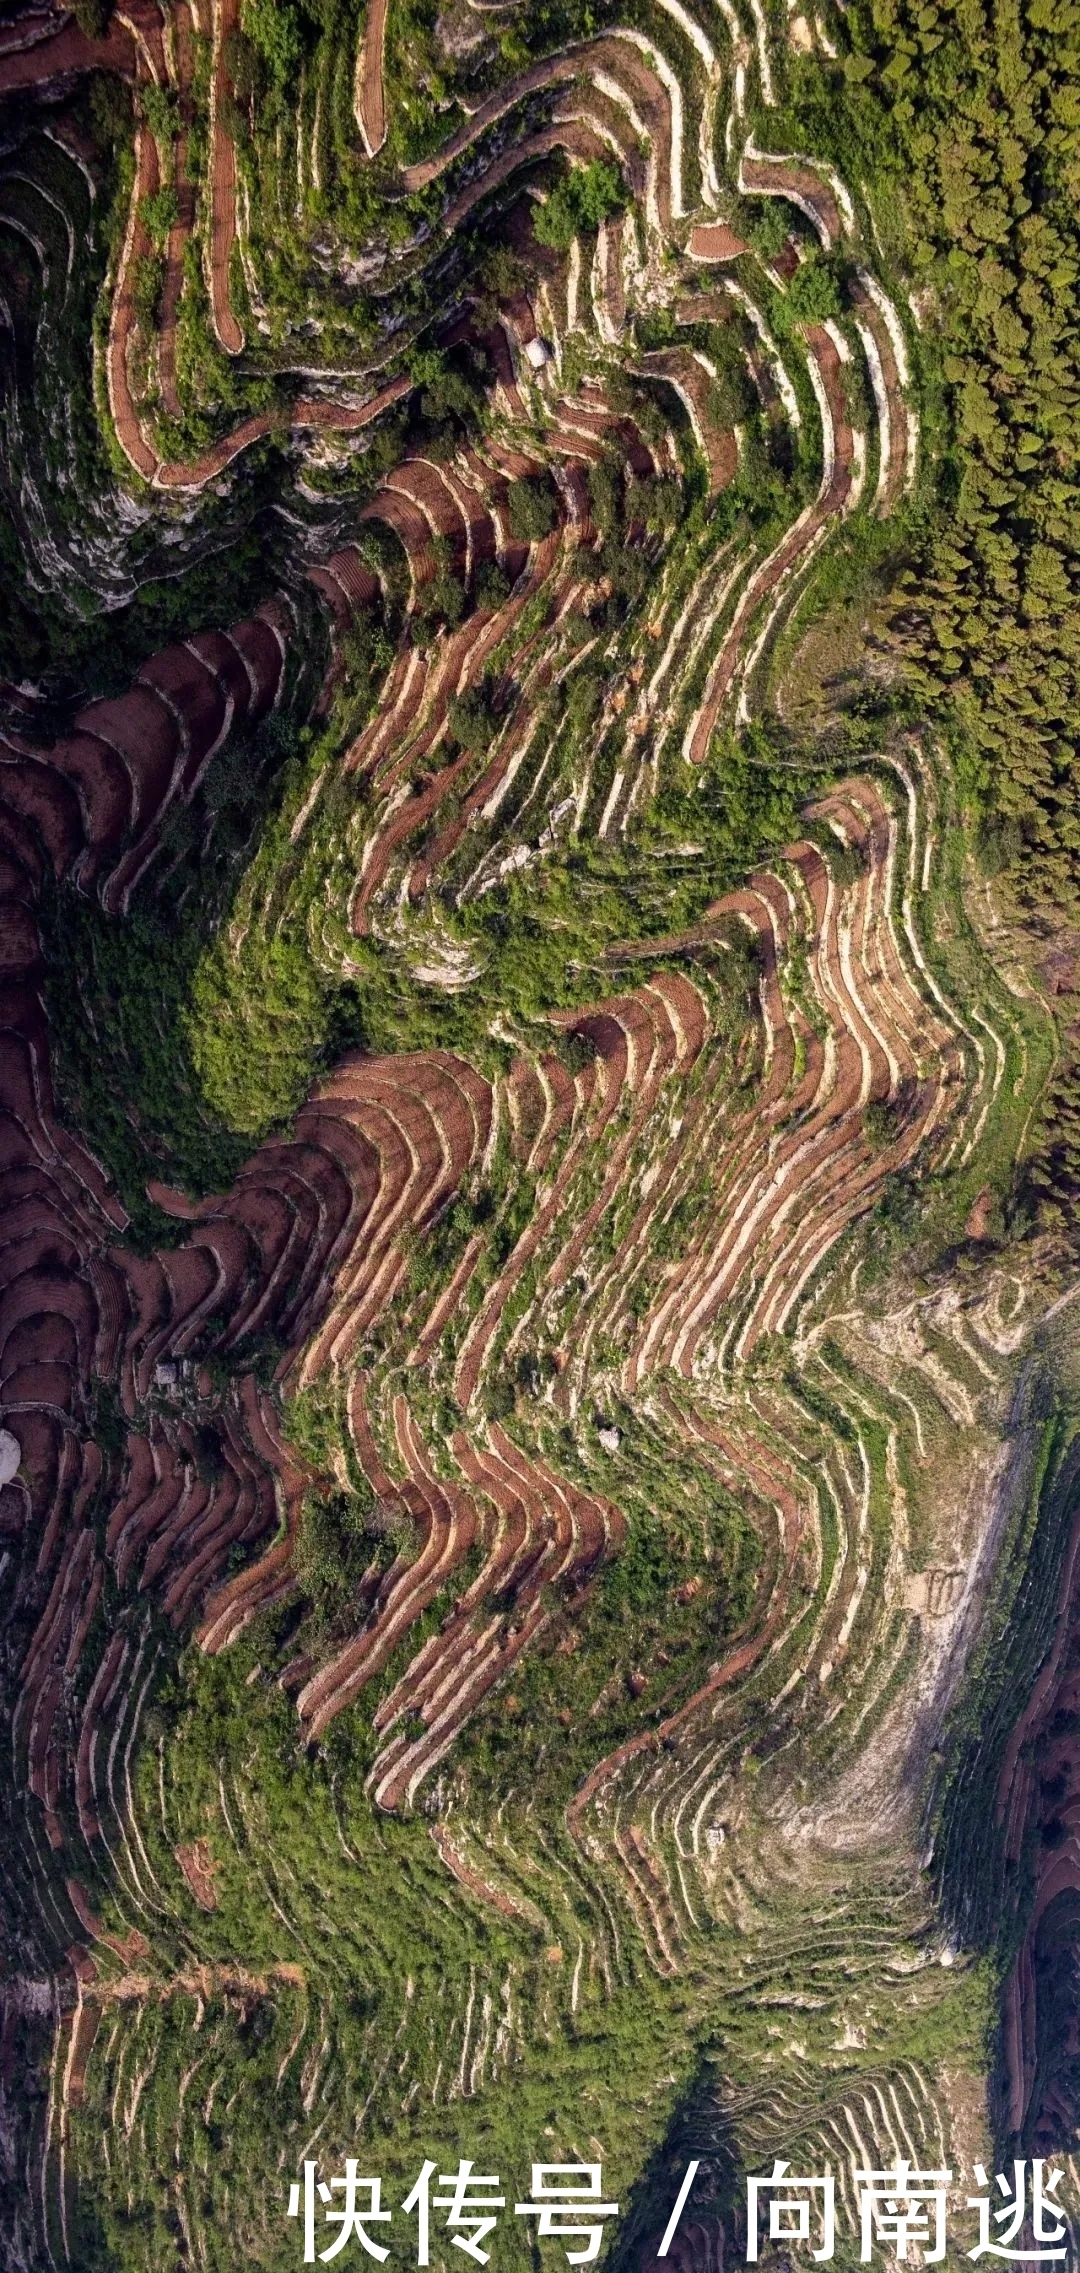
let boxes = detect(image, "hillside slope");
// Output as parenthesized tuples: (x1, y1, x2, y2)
(1, 0, 1079, 2267)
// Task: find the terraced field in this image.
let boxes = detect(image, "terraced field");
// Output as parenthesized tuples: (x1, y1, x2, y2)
(2, 0, 1080, 2266)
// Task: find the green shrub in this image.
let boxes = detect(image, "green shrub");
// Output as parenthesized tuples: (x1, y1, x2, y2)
(141, 187, 179, 246)
(240, 0, 302, 84)
(415, 536, 466, 629)
(88, 69, 132, 150)
(507, 475, 557, 541)
(532, 158, 625, 250)
(295, 1489, 398, 1627)
(474, 561, 511, 611)
(185, 930, 329, 1138)
(409, 347, 486, 431)
(863, 1097, 903, 1150)
(132, 251, 165, 328)
(140, 82, 180, 143)
(630, 473, 680, 532)
(598, 534, 647, 607)
(472, 244, 528, 325)
(848, 0, 1080, 905)
(588, 458, 622, 536)
(783, 252, 843, 325)
(565, 668, 604, 737)
(72, 0, 110, 35)
(746, 197, 796, 260)
(448, 680, 501, 754)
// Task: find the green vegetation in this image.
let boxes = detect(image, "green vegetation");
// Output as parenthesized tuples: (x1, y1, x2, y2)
(842, 0, 1080, 904)
(409, 346, 489, 435)
(532, 158, 627, 250)
(41, 661, 371, 1226)
(414, 537, 466, 627)
(187, 927, 332, 1136)
(71, 0, 111, 34)
(141, 186, 179, 244)
(8, 0, 1080, 2264)
(1019, 1059, 1080, 1250)
(240, 0, 305, 85)
(741, 195, 797, 261)
(936, 1416, 1079, 1960)
(458, 1411, 762, 1807)
(139, 82, 180, 144)
(780, 250, 844, 326)
(448, 677, 502, 753)
(506, 474, 558, 541)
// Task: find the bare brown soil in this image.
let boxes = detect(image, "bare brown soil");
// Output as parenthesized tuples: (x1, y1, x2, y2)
(688, 222, 750, 260)
(157, 0, 197, 420)
(0, 8, 134, 90)
(356, 0, 388, 156)
(107, 123, 160, 482)
(175, 1838, 218, 1909)
(208, 0, 242, 352)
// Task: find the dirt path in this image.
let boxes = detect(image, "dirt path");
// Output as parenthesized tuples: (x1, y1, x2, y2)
(158, 0, 197, 420)
(0, 12, 134, 89)
(111, 371, 409, 490)
(399, 35, 665, 204)
(208, 0, 243, 352)
(106, 122, 160, 483)
(849, 274, 911, 513)
(355, 0, 388, 156)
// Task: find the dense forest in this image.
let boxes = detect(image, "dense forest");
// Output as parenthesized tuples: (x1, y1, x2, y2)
(856, 0, 1080, 901)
